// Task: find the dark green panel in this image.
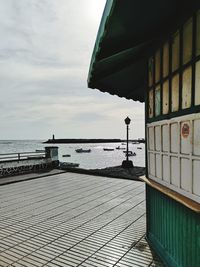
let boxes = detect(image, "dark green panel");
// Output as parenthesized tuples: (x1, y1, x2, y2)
(146, 185, 200, 267)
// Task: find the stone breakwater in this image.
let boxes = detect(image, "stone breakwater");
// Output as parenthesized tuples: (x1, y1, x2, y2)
(90, 166, 145, 180)
(59, 165, 145, 180)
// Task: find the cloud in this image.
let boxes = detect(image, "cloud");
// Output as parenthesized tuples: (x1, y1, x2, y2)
(0, 0, 145, 140)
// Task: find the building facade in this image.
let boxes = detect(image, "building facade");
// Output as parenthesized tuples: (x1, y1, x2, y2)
(88, 1, 200, 266)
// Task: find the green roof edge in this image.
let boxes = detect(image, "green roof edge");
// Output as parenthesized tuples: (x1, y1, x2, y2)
(87, 0, 116, 87)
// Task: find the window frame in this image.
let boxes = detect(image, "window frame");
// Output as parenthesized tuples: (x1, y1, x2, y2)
(147, 11, 200, 123)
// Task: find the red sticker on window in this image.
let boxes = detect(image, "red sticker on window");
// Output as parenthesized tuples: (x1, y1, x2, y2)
(181, 123, 190, 138)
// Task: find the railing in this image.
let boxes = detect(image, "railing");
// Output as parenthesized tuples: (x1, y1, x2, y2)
(0, 151, 46, 162)
(0, 147, 59, 177)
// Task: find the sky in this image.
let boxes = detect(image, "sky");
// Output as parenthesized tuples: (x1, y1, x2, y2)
(0, 0, 145, 140)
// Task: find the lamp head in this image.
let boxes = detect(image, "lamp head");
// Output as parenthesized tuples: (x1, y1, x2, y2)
(124, 117, 131, 125)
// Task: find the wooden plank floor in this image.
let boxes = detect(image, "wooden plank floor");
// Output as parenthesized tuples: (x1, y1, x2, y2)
(0, 172, 163, 267)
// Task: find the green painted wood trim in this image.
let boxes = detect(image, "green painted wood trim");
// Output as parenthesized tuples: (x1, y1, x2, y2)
(147, 104, 200, 123)
(147, 234, 179, 267)
(146, 185, 200, 267)
(88, 0, 115, 85)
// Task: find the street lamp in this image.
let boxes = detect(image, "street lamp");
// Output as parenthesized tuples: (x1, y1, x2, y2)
(122, 116, 133, 168)
(125, 117, 131, 161)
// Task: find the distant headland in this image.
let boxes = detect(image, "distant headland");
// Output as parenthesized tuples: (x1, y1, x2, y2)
(44, 138, 122, 144)
(43, 137, 145, 144)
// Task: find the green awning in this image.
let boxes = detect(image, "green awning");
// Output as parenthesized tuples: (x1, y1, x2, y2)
(88, 0, 199, 102)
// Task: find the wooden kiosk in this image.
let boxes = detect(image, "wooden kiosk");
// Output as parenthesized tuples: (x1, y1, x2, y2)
(88, 1, 200, 266)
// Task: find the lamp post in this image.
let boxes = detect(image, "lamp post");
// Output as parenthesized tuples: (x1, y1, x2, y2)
(122, 116, 133, 168)
(125, 117, 130, 161)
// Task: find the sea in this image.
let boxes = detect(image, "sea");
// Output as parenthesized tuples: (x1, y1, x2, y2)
(0, 140, 145, 169)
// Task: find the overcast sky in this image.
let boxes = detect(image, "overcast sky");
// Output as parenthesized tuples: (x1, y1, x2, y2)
(0, 0, 144, 140)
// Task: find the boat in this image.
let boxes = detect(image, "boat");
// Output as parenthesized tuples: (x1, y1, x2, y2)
(123, 151, 136, 156)
(59, 162, 79, 168)
(103, 148, 114, 151)
(62, 154, 71, 157)
(116, 146, 125, 150)
(75, 148, 91, 153)
(127, 151, 136, 156)
(137, 147, 142, 150)
(27, 155, 44, 159)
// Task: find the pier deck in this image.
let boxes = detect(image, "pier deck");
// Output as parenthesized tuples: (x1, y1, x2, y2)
(0, 172, 163, 267)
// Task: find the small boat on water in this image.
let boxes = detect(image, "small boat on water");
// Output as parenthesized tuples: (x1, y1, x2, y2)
(103, 148, 114, 151)
(137, 147, 142, 150)
(60, 162, 79, 168)
(116, 146, 125, 150)
(62, 154, 71, 157)
(123, 151, 136, 156)
(75, 148, 91, 153)
(35, 149, 45, 152)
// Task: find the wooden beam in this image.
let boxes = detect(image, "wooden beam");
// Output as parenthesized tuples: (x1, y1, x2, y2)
(140, 176, 200, 213)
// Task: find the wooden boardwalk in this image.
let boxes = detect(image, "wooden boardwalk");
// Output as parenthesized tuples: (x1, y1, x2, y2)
(0, 172, 163, 267)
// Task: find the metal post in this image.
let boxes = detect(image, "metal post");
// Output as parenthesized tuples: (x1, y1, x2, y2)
(126, 124, 129, 161)
(45, 147, 59, 168)
(122, 116, 133, 168)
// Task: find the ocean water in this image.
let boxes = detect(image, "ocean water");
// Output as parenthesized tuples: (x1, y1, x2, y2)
(0, 140, 145, 169)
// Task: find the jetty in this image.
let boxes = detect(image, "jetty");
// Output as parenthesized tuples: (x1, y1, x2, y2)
(44, 138, 145, 144)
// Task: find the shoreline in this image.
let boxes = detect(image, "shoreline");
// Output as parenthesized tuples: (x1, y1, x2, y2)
(59, 165, 145, 181)
(0, 165, 146, 186)
(43, 138, 145, 144)
(44, 138, 122, 144)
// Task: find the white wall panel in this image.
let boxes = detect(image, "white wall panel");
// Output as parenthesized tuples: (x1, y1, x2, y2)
(183, 18, 193, 64)
(170, 123, 179, 153)
(193, 160, 200, 196)
(163, 155, 170, 183)
(163, 42, 169, 78)
(155, 126, 161, 151)
(195, 61, 200, 105)
(149, 153, 155, 176)
(162, 124, 169, 152)
(196, 10, 200, 56)
(182, 67, 192, 109)
(149, 90, 154, 118)
(155, 50, 161, 83)
(163, 81, 169, 114)
(148, 57, 154, 86)
(181, 158, 192, 192)
(147, 113, 200, 203)
(156, 154, 162, 179)
(193, 118, 200, 155)
(180, 121, 191, 154)
(172, 31, 180, 72)
(148, 127, 154, 150)
(171, 74, 179, 112)
(171, 157, 180, 187)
